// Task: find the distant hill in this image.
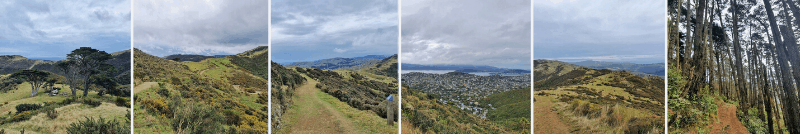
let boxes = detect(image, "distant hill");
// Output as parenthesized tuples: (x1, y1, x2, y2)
(285, 55, 390, 70)
(0, 50, 132, 84)
(569, 60, 664, 77)
(360, 54, 398, 78)
(352, 55, 388, 60)
(402, 64, 530, 75)
(162, 54, 215, 62)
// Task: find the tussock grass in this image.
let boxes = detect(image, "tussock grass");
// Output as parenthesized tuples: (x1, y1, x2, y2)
(2, 103, 128, 134)
(562, 100, 662, 133)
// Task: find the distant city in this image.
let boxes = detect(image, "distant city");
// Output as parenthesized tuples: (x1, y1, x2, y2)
(402, 72, 530, 119)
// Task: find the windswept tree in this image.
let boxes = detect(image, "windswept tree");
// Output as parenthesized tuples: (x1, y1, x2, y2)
(64, 47, 116, 97)
(57, 60, 82, 96)
(10, 69, 51, 97)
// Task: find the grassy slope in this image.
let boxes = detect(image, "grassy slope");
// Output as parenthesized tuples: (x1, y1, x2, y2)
(133, 48, 269, 133)
(402, 86, 511, 134)
(480, 88, 531, 132)
(533, 60, 663, 133)
(0, 83, 128, 134)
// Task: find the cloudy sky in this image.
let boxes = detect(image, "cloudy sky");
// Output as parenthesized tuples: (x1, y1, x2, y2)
(0, 0, 131, 60)
(534, 0, 665, 64)
(271, 0, 397, 64)
(134, 0, 269, 57)
(401, 0, 531, 69)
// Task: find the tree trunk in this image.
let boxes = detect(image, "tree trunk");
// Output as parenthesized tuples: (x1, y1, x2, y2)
(762, 0, 800, 132)
(30, 82, 39, 97)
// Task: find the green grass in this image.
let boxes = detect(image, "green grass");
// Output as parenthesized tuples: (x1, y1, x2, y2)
(238, 93, 264, 110)
(133, 105, 174, 134)
(480, 88, 531, 132)
(0, 82, 129, 134)
(317, 90, 397, 134)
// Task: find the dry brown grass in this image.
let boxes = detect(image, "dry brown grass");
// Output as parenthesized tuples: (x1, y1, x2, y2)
(1, 102, 128, 134)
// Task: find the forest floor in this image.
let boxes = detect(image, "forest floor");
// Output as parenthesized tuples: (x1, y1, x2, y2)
(533, 95, 570, 134)
(708, 102, 748, 134)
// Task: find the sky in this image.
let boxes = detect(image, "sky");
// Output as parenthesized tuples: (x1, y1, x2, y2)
(134, 0, 269, 57)
(0, 0, 131, 60)
(401, 0, 531, 69)
(271, 0, 398, 64)
(534, 0, 665, 64)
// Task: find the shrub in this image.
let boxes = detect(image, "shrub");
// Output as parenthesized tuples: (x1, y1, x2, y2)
(7, 111, 34, 122)
(171, 101, 224, 134)
(66, 117, 130, 134)
(82, 98, 102, 107)
(222, 109, 241, 125)
(158, 87, 170, 97)
(141, 98, 170, 116)
(15, 103, 42, 113)
(115, 97, 130, 107)
(244, 88, 256, 93)
(61, 97, 76, 105)
(236, 114, 268, 133)
(45, 108, 58, 119)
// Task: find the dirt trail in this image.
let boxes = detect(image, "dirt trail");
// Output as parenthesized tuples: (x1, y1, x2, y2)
(283, 75, 359, 134)
(708, 102, 748, 134)
(534, 95, 570, 134)
(133, 82, 158, 94)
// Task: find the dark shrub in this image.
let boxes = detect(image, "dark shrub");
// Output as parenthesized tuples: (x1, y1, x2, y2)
(60, 97, 76, 105)
(82, 98, 102, 107)
(66, 117, 130, 134)
(15, 103, 42, 113)
(158, 87, 170, 97)
(45, 108, 58, 119)
(7, 111, 34, 122)
(115, 97, 130, 107)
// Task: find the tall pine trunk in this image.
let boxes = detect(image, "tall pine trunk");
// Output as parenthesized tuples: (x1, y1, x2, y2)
(762, 0, 800, 132)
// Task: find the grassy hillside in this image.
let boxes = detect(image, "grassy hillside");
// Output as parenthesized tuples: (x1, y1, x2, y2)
(533, 59, 663, 133)
(401, 86, 512, 134)
(133, 47, 270, 133)
(360, 54, 398, 78)
(479, 88, 531, 132)
(0, 81, 129, 134)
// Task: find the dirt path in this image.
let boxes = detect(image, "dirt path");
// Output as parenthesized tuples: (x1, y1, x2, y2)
(708, 102, 748, 134)
(133, 82, 158, 95)
(534, 95, 570, 134)
(283, 75, 359, 134)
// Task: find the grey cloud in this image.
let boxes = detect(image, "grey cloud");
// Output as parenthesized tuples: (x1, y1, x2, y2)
(0, 0, 130, 43)
(401, 0, 531, 69)
(271, 0, 398, 60)
(533, 0, 665, 64)
(134, 0, 270, 56)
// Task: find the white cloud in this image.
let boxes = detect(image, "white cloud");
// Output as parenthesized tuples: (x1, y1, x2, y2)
(402, 0, 531, 69)
(333, 48, 347, 53)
